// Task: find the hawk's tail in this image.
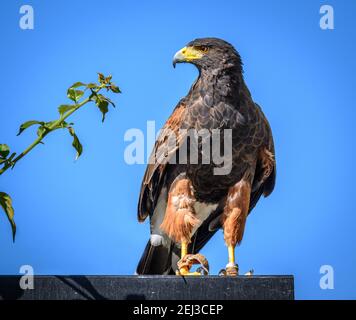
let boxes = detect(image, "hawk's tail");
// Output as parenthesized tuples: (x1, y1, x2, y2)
(136, 239, 176, 275)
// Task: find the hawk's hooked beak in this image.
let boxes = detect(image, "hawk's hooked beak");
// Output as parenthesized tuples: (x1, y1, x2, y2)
(173, 46, 204, 68)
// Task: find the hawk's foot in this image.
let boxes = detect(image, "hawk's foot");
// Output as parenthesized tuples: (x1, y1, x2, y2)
(218, 263, 239, 277)
(177, 253, 209, 276)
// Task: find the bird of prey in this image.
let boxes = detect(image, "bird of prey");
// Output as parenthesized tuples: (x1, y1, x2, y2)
(136, 38, 276, 276)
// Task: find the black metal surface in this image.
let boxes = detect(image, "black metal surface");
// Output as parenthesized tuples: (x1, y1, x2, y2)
(0, 275, 294, 300)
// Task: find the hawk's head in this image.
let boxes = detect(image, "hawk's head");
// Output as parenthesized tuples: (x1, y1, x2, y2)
(173, 37, 242, 72)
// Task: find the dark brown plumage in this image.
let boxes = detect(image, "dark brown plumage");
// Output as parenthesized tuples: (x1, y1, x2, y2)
(136, 38, 276, 275)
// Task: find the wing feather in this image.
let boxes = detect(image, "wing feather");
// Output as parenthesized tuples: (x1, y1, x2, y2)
(138, 99, 188, 221)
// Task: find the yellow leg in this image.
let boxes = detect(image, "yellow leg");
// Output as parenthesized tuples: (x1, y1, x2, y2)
(228, 245, 235, 264)
(181, 242, 188, 258)
(225, 245, 239, 276)
(176, 242, 201, 276)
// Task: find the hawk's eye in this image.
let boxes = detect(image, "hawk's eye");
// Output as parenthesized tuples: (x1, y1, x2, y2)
(194, 46, 209, 53)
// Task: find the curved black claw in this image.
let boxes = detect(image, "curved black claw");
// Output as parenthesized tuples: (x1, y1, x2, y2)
(196, 266, 209, 276)
(218, 269, 227, 276)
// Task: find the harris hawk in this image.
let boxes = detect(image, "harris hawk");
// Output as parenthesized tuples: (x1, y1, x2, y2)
(136, 38, 276, 276)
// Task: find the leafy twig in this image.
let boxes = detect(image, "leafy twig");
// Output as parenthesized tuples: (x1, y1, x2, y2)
(0, 73, 121, 241)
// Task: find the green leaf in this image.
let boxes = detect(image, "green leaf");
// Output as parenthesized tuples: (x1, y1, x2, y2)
(98, 73, 105, 84)
(67, 88, 76, 101)
(86, 83, 97, 89)
(97, 95, 116, 108)
(68, 127, 83, 160)
(67, 88, 84, 103)
(110, 84, 121, 93)
(70, 82, 86, 88)
(104, 96, 116, 108)
(17, 120, 45, 136)
(0, 144, 10, 159)
(105, 75, 112, 84)
(58, 104, 76, 117)
(0, 192, 16, 242)
(97, 100, 109, 122)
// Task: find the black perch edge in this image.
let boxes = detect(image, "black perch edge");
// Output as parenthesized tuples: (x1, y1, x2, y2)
(0, 275, 294, 300)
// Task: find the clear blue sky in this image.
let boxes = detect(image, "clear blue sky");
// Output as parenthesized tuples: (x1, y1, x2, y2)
(0, 0, 355, 300)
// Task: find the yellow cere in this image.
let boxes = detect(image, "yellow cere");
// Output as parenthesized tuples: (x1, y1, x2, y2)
(180, 46, 205, 61)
